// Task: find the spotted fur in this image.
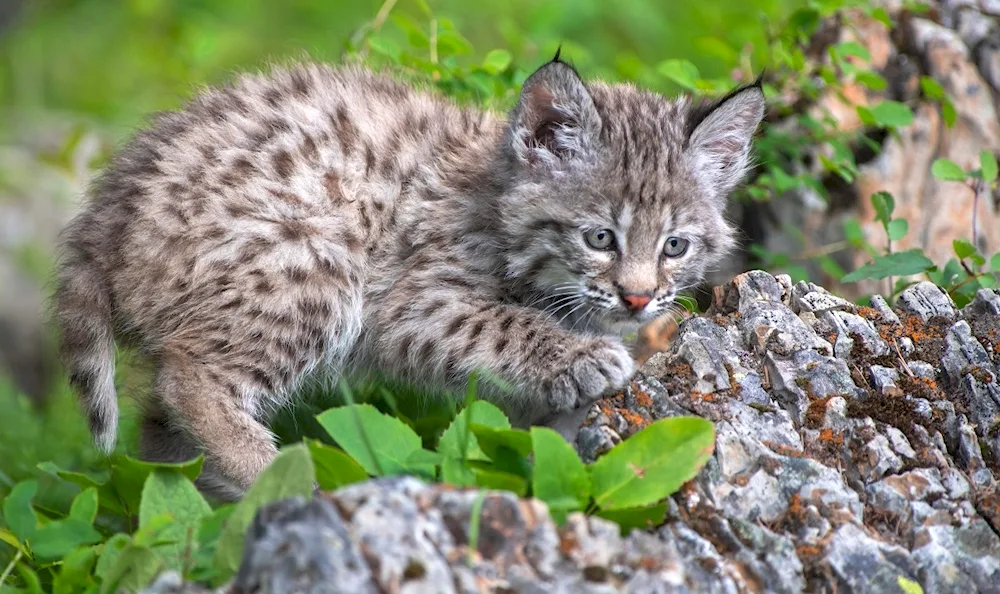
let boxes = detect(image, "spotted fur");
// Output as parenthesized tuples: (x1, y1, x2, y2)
(54, 57, 764, 500)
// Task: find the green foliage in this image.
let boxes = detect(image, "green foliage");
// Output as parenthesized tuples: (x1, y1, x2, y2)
(0, 393, 714, 591)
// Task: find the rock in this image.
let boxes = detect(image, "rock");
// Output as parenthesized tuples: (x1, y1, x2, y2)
(148, 270, 1000, 594)
(824, 524, 918, 593)
(896, 282, 958, 322)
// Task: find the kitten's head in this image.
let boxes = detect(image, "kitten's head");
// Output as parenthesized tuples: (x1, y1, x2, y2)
(497, 56, 765, 334)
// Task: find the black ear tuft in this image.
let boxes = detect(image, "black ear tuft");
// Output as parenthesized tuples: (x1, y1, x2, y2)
(552, 44, 563, 63)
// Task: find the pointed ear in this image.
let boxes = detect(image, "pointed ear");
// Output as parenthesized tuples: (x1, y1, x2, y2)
(685, 81, 765, 198)
(507, 59, 602, 169)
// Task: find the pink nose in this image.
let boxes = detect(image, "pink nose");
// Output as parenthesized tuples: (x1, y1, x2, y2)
(622, 293, 651, 311)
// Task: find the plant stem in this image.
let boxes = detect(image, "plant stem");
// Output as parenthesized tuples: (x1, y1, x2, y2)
(970, 179, 982, 250)
(0, 549, 23, 588)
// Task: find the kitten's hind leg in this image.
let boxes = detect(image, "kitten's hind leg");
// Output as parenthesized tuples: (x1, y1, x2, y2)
(153, 347, 279, 501)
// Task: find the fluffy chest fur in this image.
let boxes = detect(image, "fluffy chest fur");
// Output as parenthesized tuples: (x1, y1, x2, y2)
(54, 59, 764, 500)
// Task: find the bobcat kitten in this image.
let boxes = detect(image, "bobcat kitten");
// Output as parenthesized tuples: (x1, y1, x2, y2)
(55, 55, 764, 500)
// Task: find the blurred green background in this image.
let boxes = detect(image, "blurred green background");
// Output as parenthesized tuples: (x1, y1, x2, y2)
(0, 0, 795, 486)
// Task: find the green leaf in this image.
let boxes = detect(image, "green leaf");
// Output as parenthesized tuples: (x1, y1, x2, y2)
(214, 444, 315, 577)
(590, 417, 715, 511)
(139, 470, 211, 571)
(868, 100, 914, 128)
(980, 150, 997, 183)
(656, 59, 700, 90)
(68, 487, 99, 525)
(31, 518, 102, 560)
(953, 238, 978, 260)
(317, 404, 430, 476)
(15, 562, 44, 594)
(942, 101, 957, 128)
(441, 456, 476, 487)
(108, 454, 204, 516)
(887, 219, 909, 241)
(94, 533, 130, 581)
(832, 41, 870, 61)
(855, 71, 887, 91)
(931, 158, 967, 182)
(843, 218, 867, 248)
(53, 546, 98, 594)
(595, 501, 668, 533)
(306, 439, 369, 491)
(991, 252, 1000, 272)
(898, 576, 924, 594)
(438, 401, 510, 462)
(871, 191, 895, 226)
(469, 425, 533, 459)
(474, 469, 528, 496)
(99, 543, 164, 594)
(2, 480, 38, 543)
(481, 49, 512, 74)
(920, 76, 945, 100)
(530, 428, 590, 524)
(841, 249, 936, 283)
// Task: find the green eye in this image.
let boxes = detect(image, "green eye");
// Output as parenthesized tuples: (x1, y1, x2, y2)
(663, 237, 689, 257)
(584, 228, 615, 250)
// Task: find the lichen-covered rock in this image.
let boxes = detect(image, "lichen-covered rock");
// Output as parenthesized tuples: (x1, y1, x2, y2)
(146, 273, 1000, 594)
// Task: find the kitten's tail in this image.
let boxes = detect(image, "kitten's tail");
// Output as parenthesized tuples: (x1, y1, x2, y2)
(54, 229, 119, 455)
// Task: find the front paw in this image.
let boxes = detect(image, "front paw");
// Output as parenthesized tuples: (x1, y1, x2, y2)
(547, 339, 636, 412)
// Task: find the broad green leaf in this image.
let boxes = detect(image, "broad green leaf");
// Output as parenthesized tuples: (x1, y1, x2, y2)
(474, 469, 528, 496)
(214, 444, 315, 577)
(99, 543, 164, 594)
(482, 49, 512, 74)
(991, 252, 1000, 272)
(109, 454, 203, 516)
(0, 527, 24, 553)
(94, 533, 130, 581)
(656, 59, 700, 90)
(37, 463, 125, 517)
(469, 425, 533, 459)
(595, 502, 669, 533)
(870, 191, 895, 226)
(3, 480, 38, 543)
(53, 546, 98, 594)
(306, 439, 369, 491)
(590, 417, 715, 510)
(31, 518, 102, 560)
(871, 7, 892, 27)
(68, 487, 99, 525)
(980, 150, 998, 183)
(868, 100, 914, 128)
(843, 218, 867, 248)
(931, 158, 966, 182)
(887, 219, 909, 241)
(953, 239, 977, 260)
(317, 404, 430, 476)
(441, 456, 476, 487)
(139, 470, 211, 571)
(841, 249, 936, 282)
(530, 428, 590, 523)
(438, 401, 510, 462)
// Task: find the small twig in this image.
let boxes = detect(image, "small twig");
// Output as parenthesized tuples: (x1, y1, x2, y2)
(0, 549, 23, 588)
(798, 240, 852, 260)
(893, 338, 914, 378)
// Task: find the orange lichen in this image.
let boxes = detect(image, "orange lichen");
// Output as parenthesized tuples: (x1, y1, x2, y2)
(818, 428, 845, 446)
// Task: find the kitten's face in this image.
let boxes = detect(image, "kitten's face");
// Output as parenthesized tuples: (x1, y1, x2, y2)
(499, 59, 764, 333)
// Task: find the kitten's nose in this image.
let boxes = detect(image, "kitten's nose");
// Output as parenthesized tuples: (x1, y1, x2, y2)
(621, 293, 652, 311)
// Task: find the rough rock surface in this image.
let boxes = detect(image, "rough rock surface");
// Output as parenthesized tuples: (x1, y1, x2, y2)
(144, 271, 1000, 594)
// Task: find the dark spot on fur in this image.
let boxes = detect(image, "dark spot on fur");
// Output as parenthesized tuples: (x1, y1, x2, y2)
(323, 170, 342, 201)
(272, 149, 295, 179)
(286, 267, 309, 284)
(469, 320, 486, 340)
(446, 314, 470, 335)
(494, 336, 509, 355)
(423, 299, 447, 318)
